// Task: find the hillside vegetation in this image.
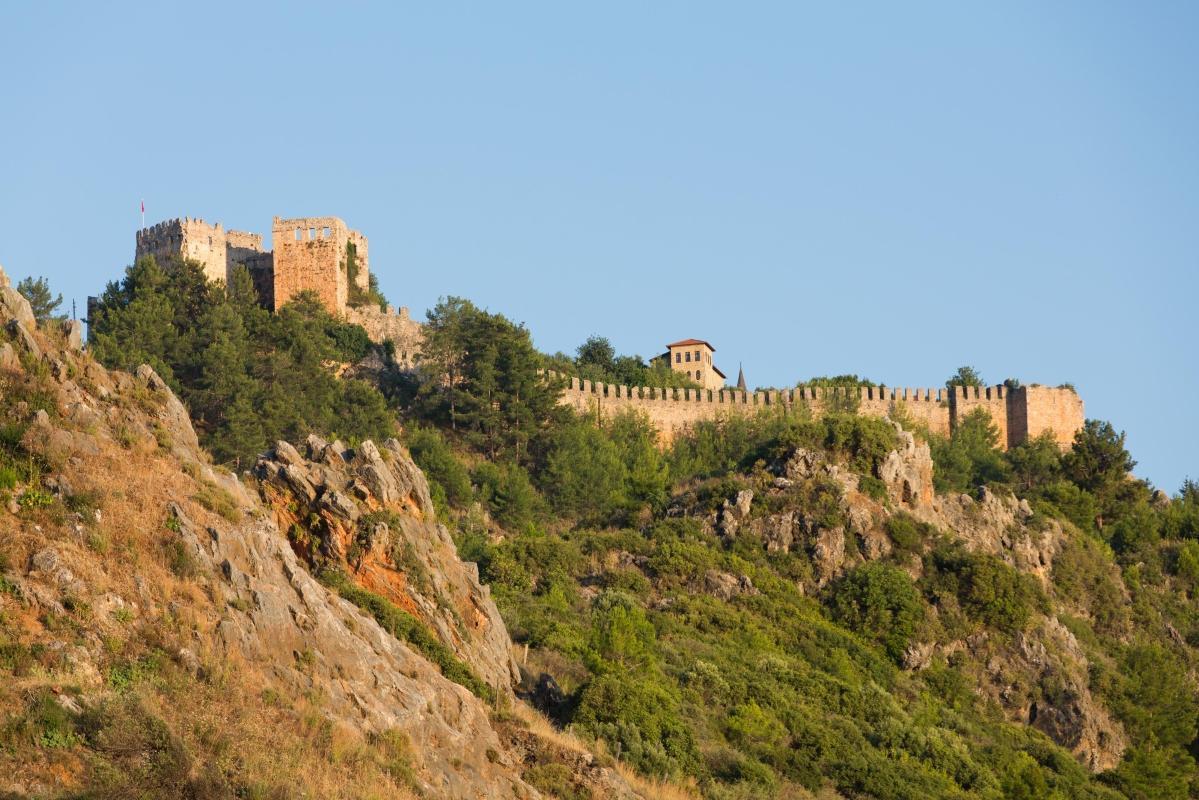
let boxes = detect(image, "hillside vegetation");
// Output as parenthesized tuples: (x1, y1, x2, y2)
(5, 258, 1198, 799)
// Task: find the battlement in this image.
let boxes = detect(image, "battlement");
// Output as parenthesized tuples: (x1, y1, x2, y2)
(551, 372, 1082, 449)
(136, 217, 230, 284)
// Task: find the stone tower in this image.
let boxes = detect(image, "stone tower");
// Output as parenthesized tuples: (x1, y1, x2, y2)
(270, 216, 370, 313)
(135, 217, 269, 285)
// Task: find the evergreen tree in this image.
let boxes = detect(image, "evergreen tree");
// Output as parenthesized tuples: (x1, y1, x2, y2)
(417, 297, 565, 462)
(88, 256, 393, 466)
(16, 276, 63, 322)
(945, 365, 985, 389)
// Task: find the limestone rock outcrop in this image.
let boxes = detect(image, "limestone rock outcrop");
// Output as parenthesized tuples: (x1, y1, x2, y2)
(0, 261, 587, 797)
(691, 422, 1126, 772)
(254, 435, 521, 696)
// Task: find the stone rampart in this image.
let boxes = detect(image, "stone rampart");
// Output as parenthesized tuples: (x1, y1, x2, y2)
(136, 217, 229, 284)
(345, 305, 424, 368)
(555, 373, 1083, 449)
(1009, 385, 1085, 449)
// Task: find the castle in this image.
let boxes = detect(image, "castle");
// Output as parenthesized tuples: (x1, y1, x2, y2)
(128, 216, 1084, 449)
(132, 215, 422, 368)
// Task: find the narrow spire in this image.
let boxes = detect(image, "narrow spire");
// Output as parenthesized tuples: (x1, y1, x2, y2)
(736, 363, 747, 391)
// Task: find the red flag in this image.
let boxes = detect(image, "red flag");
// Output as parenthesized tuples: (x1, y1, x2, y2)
(141, 200, 145, 213)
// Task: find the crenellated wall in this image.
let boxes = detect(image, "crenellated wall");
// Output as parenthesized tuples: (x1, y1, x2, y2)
(554, 373, 1083, 450)
(136, 217, 229, 284)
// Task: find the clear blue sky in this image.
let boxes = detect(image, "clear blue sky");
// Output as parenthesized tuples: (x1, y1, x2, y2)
(1, 3, 1195, 491)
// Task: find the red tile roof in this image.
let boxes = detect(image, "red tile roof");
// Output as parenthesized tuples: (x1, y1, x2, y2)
(666, 338, 715, 351)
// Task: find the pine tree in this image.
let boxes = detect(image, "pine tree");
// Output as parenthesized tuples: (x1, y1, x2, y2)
(16, 276, 63, 322)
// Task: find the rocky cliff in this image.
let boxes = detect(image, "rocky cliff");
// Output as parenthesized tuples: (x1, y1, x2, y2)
(709, 425, 1127, 772)
(0, 263, 641, 798)
(253, 434, 520, 698)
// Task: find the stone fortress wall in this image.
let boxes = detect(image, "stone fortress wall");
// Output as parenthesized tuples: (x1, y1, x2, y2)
(556, 374, 1084, 449)
(345, 304, 424, 369)
(132, 214, 417, 358)
(269, 216, 367, 313)
(136, 217, 267, 285)
(131, 214, 1083, 449)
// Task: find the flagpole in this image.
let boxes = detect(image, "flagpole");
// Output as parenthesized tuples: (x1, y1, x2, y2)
(141, 199, 145, 230)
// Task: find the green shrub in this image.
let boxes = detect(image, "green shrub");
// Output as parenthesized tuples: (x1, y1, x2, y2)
(541, 421, 627, 521)
(930, 408, 1009, 493)
(572, 669, 699, 778)
(828, 562, 924, 662)
(885, 513, 936, 554)
(18, 488, 54, 509)
(925, 546, 1045, 633)
(1110, 644, 1199, 749)
(473, 461, 543, 531)
(858, 474, 887, 501)
(163, 537, 199, 579)
(0, 690, 79, 750)
(525, 762, 591, 800)
(585, 590, 656, 672)
(193, 481, 240, 522)
(405, 426, 472, 509)
(1103, 743, 1196, 800)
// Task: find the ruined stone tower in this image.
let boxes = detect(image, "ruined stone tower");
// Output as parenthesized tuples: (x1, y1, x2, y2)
(269, 216, 369, 313)
(134, 214, 369, 318)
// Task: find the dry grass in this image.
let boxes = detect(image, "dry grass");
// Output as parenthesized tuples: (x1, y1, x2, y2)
(0, 422, 424, 798)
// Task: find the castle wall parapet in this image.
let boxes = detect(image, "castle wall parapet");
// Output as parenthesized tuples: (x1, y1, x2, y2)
(551, 371, 1082, 449)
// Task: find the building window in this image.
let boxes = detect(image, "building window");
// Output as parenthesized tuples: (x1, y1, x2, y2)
(696, 370, 702, 380)
(695, 350, 700, 360)
(309, 227, 316, 240)
(685, 352, 691, 362)
(675, 352, 681, 363)
(323, 227, 331, 238)
(294, 228, 302, 241)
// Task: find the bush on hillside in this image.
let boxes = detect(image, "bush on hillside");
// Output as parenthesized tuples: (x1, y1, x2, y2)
(828, 562, 925, 662)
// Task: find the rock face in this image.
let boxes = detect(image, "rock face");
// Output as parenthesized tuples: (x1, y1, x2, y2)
(0, 265, 36, 329)
(696, 420, 1127, 772)
(0, 261, 606, 798)
(169, 502, 531, 798)
(254, 434, 521, 696)
(878, 426, 935, 507)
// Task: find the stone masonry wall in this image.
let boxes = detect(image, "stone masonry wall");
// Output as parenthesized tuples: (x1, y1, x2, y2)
(953, 385, 1011, 448)
(345, 305, 424, 368)
(1010, 385, 1086, 449)
(348, 230, 370, 293)
(136, 217, 228, 284)
(557, 375, 1083, 450)
(271, 216, 350, 313)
